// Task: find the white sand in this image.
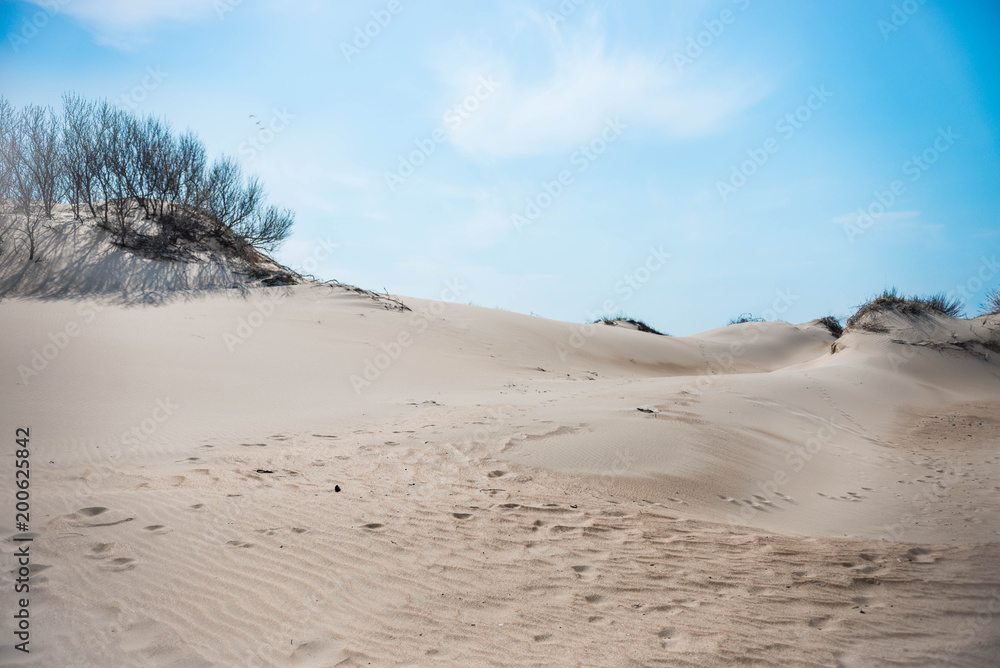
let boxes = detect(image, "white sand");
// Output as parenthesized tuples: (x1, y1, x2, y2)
(2, 213, 999, 666)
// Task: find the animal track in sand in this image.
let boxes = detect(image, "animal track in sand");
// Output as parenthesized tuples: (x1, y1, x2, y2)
(488, 470, 507, 478)
(226, 540, 253, 548)
(452, 513, 472, 520)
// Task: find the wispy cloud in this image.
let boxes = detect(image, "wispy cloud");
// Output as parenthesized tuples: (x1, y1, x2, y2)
(27, 0, 218, 47)
(434, 8, 772, 157)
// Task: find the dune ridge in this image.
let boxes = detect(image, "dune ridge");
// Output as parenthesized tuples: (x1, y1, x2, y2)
(1, 223, 999, 665)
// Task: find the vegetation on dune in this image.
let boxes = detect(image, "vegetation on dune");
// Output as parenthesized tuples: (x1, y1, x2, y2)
(0, 93, 294, 262)
(726, 313, 765, 326)
(594, 314, 669, 336)
(981, 288, 1000, 316)
(845, 288, 964, 333)
(815, 315, 844, 339)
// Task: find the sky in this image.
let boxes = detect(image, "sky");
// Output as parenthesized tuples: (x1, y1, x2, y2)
(1, 0, 998, 335)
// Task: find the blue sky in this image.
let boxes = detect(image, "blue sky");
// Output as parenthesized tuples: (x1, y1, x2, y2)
(1, 0, 998, 335)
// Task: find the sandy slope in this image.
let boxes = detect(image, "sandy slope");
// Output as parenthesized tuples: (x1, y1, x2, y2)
(1, 218, 999, 666)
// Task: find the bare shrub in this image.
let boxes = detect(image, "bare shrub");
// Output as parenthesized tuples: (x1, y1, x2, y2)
(4, 92, 296, 260)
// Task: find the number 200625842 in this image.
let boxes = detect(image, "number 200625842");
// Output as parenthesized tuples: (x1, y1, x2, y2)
(14, 427, 32, 654)
(15, 428, 30, 531)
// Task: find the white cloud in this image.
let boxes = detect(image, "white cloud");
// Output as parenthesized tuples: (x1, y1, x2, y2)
(28, 0, 219, 47)
(435, 10, 772, 157)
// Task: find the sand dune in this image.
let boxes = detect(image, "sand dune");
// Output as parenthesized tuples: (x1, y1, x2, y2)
(2, 216, 999, 666)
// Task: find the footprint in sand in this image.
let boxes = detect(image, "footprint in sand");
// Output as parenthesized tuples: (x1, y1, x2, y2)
(549, 525, 580, 535)
(68, 507, 135, 528)
(657, 627, 677, 645)
(807, 615, 832, 629)
(452, 513, 472, 520)
(77, 506, 107, 517)
(362, 523, 384, 530)
(142, 525, 171, 535)
(100, 557, 137, 572)
(226, 540, 253, 548)
(487, 470, 507, 478)
(87, 543, 116, 559)
(904, 547, 938, 563)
